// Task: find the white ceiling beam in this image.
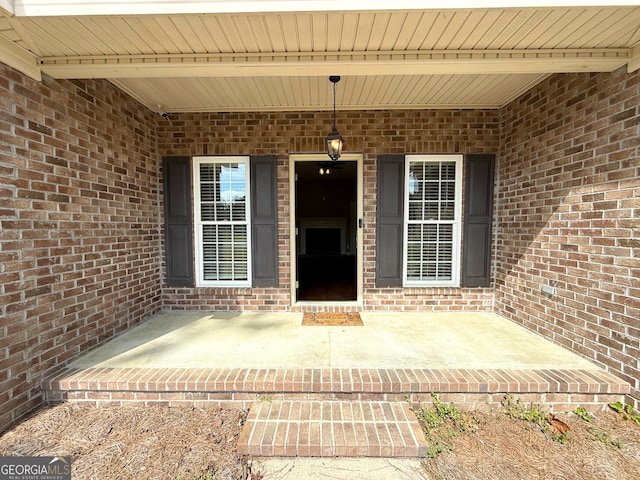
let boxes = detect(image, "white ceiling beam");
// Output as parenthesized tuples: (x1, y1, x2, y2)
(11, 1, 640, 16)
(41, 49, 630, 80)
(0, 32, 41, 80)
(628, 44, 640, 73)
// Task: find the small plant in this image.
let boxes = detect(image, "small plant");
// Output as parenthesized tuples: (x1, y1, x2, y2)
(257, 395, 273, 403)
(551, 429, 570, 444)
(501, 395, 570, 444)
(573, 406, 595, 423)
(609, 402, 640, 426)
(415, 393, 477, 458)
(588, 429, 623, 449)
(501, 395, 547, 425)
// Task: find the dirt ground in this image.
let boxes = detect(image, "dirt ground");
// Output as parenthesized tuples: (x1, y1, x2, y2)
(1, 402, 639, 479)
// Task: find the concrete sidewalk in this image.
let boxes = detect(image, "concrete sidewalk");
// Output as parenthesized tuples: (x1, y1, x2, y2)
(250, 458, 431, 479)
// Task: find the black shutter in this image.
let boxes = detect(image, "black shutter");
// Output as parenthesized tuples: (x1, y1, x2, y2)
(250, 155, 278, 287)
(462, 154, 495, 287)
(375, 155, 405, 287)
(163, 156, 194, 287)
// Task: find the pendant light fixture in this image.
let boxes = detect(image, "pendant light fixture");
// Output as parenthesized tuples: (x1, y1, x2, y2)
(325, 75, 344, 161)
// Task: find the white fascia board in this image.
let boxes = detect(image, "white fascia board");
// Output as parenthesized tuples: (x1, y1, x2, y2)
(628, 44, 640, 72)
(0, 1, 14, 15)
(11, 1, 640, 16)
(0, 33, 41, 80)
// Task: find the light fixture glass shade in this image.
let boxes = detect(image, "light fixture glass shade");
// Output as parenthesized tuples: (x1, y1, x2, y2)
(325, 126, 344, 161)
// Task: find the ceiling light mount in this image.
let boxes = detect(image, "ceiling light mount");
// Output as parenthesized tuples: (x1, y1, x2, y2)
(325, 75, 344, 162)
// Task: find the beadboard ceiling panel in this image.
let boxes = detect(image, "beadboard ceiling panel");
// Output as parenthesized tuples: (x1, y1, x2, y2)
(111, 73, 550, 111)
(11, 8, 640, 56)
(1, 6, 639, 112)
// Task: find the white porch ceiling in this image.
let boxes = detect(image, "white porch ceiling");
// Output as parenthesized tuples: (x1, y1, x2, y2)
(1, 2, 639, 113)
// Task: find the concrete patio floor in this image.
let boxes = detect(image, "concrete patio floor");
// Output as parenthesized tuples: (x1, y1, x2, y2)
(70, 311, 600, 371)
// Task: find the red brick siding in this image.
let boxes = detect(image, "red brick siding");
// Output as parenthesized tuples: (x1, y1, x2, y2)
(0, 64, 162, 431)
(496, 67, 640, 409)
(159, 110, 500, 311)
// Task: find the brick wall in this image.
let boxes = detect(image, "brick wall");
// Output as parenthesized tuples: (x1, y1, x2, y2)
(158, 109, 500, 311)
(496, 67, 640, 409)
(0, 64, 162, 431)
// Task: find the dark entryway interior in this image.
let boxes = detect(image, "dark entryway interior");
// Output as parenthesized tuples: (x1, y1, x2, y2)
(295, 161, 357, 301)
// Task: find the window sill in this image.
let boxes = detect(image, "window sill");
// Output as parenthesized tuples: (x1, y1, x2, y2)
(403, 286, 463, 296)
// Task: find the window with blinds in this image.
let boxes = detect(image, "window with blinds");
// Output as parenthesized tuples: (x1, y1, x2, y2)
(404, 155, 462, 286)
(194, 157, 251, 286)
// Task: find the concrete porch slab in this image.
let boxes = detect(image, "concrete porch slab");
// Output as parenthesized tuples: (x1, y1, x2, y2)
(68, 311, 600, 371)
(43, 311, 630, 416)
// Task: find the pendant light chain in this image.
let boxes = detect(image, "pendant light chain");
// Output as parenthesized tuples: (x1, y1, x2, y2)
(332, 80, 337, 129)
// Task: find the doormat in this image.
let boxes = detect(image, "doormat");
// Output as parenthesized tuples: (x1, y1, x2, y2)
(302, 312, 363, 326)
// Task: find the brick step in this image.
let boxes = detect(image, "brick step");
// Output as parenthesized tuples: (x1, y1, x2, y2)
(237, 400, 428, 458)
(43, 367, 630, 412)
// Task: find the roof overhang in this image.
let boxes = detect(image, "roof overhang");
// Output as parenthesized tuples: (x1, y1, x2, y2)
(8, 1, 640, 16)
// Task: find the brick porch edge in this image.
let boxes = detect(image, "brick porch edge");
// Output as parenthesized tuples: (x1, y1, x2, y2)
(43, 367, 630, 412)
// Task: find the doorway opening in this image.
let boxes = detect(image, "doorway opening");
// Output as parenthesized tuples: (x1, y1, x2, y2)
(290, 155, 362, 303)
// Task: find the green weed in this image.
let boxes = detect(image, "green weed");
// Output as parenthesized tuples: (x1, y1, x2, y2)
(501, 395, 569, 444)
(573, 406, 595, 423)
(415, 393, 478, 458)
(588, 429, 623, 449)
(609, 402, 640, 426)
(551, 430, 569, 444)
(501, 394, 548, 426)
